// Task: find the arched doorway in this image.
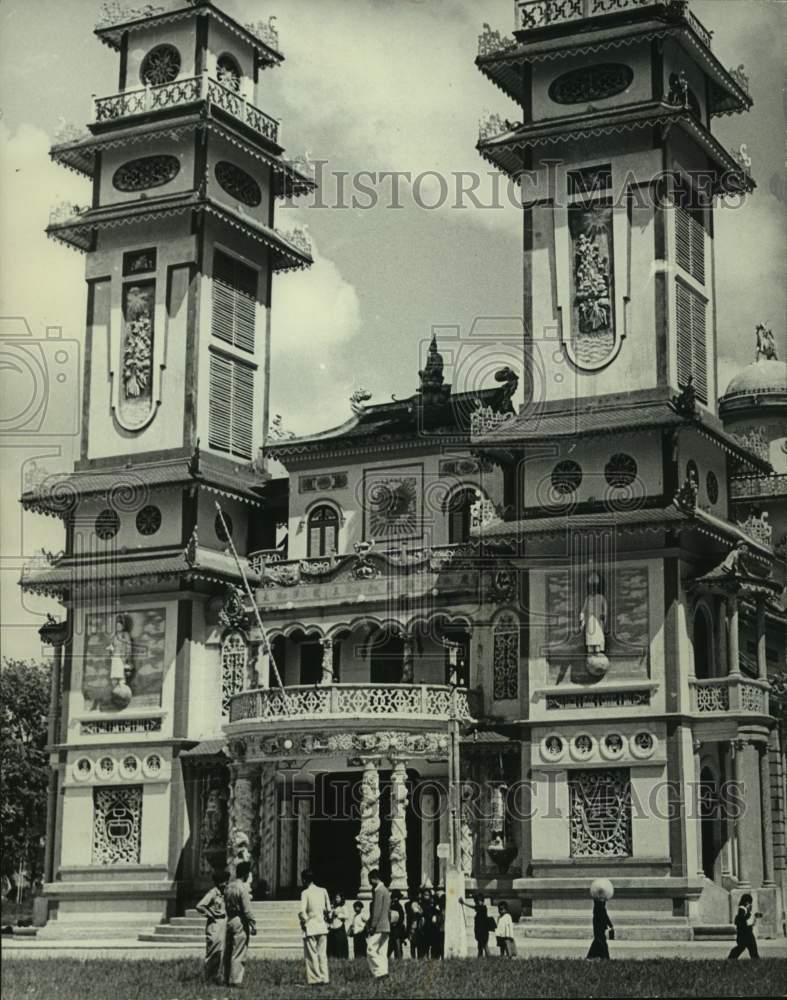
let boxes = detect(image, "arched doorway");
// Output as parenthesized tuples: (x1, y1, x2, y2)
(693, 606, 713, 679)
(700, 765, 720, 880)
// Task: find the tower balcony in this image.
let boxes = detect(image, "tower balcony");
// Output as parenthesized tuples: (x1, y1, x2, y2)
(92, 73, 280, 146)
(515, 0, 713, 49)
(690, 676, 770, 719)
(226, 682, 476, 735)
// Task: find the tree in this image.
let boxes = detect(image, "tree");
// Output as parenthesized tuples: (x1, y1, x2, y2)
(0, 658, 50, 885)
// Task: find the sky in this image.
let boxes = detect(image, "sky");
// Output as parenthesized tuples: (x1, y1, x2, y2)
(0, 0, 784, 658)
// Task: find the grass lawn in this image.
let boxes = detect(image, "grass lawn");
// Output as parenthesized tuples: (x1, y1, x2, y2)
(2, 957, 786, 999)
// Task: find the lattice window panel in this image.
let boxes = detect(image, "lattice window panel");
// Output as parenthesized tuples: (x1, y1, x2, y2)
(695, 683, 729, 712)
(676, 280, 708, 403)
(209, 352, 255, 460)
(92, 786, 142, 865)
(493, 612, 519, 701)
(221, 631, 248, 717)
(569, 768, 632, 858)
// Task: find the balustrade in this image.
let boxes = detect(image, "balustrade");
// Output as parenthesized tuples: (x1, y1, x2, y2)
(690, 676, 769, 716)
(93, 74, 280, 145)
(228, 682, 473, 726)
(730, 473, 787, 500)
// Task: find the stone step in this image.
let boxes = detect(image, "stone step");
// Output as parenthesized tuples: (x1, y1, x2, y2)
(139, 931, 301, 949)
(692, 925, 735, 940)
(516, 923, 692, 942)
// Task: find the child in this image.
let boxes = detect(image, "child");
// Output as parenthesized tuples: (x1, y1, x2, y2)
(587, 878, 614, 960)
(728, 893, 760, 960)
(348, 899, 368, 959)
(460, 893, 494, 957)
(195, 870, 228, 984)
(495, 901, 516, 957)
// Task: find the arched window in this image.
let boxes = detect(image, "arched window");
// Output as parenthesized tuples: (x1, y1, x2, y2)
(492, 612, 519, 701)
(693, 606, 713, 680)
(307, 505, 339, 557)
(446, 487, 478, 544)
(217, 53, 242, 92)
(221, 631, 247, 717)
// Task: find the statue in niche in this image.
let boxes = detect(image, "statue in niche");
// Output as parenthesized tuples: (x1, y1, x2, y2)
(580, 571, 609, 677)
(107, 614, 135, 706)
(755, 323, 778, 362)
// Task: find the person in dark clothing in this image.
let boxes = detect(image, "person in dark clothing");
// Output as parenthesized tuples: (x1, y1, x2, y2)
(587, 897, 614, 959)
(460, 894, 493, 957)
(387, 891, 406, 959)
(406, 898, 427, 958)
(728, 893, 760, 960)
(431, 894, 446, 958)
(326, 891, 349, 959)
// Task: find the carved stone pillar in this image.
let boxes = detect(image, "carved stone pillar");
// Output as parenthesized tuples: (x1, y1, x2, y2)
(319, 636, 334, 686)
(401, 634, 414, 683)
(720, 742, 733, 878)
(356, 759, 381, 896)
(420, 784, 438, 888)
(258, 764, 278, 895)
(733, 739, 750, 886)
(726, 595, 740, 676)
(297, 798, 311, 878)
(438, 781, 449, 888)
(228, 762, 258, 872)
(389, 760, 409, 891)
(459, 782, 475, 878)
(278, 783, 296, 890)
(756, 598, 768, 681)
(759, 742, 775, 886)
(692, 737, 704, 878)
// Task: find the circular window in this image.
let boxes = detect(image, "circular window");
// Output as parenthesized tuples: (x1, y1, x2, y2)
(604, 453, 637, 489)
(140, 44, 181, 86)
(551, 460, 583, 495)
(136, 505, 162, 536)
(686, 460, 699, 487)
(95, 508, 120, 540)
(97, 756, 116, 780)
(631, 731, 657, 759)
(570, 733, 596, 760)
(215, 161, 262, 207)
(215, 512, 233, 543)
(706, 471, 719, 505)
(217, 53, 242, 91)
(73, 757, 93, 781)
(143, 754, 163, 778)
(120, 755, 139, 779)
(113, 155, 180, 192)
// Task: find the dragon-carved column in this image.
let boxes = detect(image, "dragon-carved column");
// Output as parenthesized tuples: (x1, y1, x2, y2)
(459, 781, 475, 878)
(258, 763, 278, 895)
(227, 762, 258, 874)
(356, 758, 381, 897)
(401, 633, 414, 683)
(389, 759, 409, 891)
(319, 636, 334, 686)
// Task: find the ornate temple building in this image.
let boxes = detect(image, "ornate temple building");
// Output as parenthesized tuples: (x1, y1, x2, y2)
(20, 0, 787, 943)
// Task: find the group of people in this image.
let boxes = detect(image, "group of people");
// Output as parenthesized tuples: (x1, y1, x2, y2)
(195, 867, 763, 987)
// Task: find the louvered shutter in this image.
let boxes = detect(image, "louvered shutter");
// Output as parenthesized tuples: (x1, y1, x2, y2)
(690, 292, 708, 402)
(212, 250, 257, 353)
(208, 353, 232, 453)
(231, 359, 254, 460)
(675, 281, 708, 404)
(675, 205, 705, 285)
(676, 282, 693, 390)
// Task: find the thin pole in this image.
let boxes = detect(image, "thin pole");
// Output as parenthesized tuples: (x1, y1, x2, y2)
(214, 501, 288, 698)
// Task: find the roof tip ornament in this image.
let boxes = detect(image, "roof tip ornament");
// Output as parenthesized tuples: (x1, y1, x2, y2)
(417, 333, 451, 406)
(493, 366, 519, 411)
(755, 323, 778, 362)
(672, 376, 697, 417)
(350, 388, 373, 415)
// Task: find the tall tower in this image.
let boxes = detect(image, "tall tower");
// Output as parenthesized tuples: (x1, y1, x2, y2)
(477, 0, 752, 412)
(22, 0, 314, 936)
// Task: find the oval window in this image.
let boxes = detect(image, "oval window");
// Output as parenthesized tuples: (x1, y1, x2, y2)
(215, 161, 262, 207)
(549, 63, 634, 105)
(113, 155, 181, 192)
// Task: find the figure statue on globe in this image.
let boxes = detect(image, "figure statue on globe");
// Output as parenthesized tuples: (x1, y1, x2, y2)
(580, 572, 609, 676)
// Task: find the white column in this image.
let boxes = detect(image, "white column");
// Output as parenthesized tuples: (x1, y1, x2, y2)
(420, 785, 437, 888)
(356, 758, 380, 897)
(389, 760, 409, 891)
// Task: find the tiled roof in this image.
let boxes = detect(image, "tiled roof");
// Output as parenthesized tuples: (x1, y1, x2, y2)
(180, 740, 229, 758)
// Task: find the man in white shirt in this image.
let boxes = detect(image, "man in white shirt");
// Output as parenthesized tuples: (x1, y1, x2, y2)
(298, 868, 332, 985)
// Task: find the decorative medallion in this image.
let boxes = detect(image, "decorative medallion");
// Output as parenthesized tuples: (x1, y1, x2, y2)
(95, 508, 120, 540)
(549, 64, 634, 105)
(119, 754, 140, 780)
(631, 731, 657, 759)
(570, 733, 596, 761)
(215, 161, 262, 207)
(540, 734, 566, 761)
(73, 757, 93, 781)
(140, 44, 181, 86)
(706, 470, 719, 505)
(123, 248, 157, 276)
(604, 453, 637, 489)
(551, 460, 583, 495)
(600, 733, 626, 761)
(143, 754, 162, 778)
(113, 155, 180, 192)
(135, 504, 161, 536)
(219, 585, 249, 631)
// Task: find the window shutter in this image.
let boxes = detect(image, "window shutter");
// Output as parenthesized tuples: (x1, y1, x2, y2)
(691, 291, 708, 402)
(675, 281, 708, 404)
(212, 250, 257, 353)
(675, 205, 705, 285)
(209, 352, 255, 460)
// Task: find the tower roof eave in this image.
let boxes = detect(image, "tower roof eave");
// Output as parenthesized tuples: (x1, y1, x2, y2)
(477, 103, 755, 194)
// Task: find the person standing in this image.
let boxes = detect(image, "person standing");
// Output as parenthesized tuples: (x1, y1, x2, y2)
(366, 869, 391, 980)
(196, 870, 228, 983)
(298, 869, 332, 985)
(348, 900, 368, 959)
(460, 894, 493, 957)
(388, 890, 406, 959)
(327, 891, 350, 959)
(728, 893, 760, 960)
(586, 879, 614, 960)
(495, 901, 516, 957)
(223, 861, 257, 987)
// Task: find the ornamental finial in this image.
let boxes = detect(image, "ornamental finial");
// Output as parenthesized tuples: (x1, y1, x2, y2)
(755, 323, 777, 361)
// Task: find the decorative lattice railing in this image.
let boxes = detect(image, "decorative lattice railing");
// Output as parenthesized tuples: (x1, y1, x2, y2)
(228, 683, 473, 725)
(730, 473, 787, 501)
(691, 677, 769, 716)
(93, 74, 280, 144)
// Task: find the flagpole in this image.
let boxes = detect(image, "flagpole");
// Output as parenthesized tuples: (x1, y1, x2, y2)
(214, 501, 288, 699)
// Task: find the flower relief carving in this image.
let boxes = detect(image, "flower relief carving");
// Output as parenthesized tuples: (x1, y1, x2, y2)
(119, 282, 155, 427)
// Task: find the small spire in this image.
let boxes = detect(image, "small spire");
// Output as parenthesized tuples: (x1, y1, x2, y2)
(418, 333, 445, 396)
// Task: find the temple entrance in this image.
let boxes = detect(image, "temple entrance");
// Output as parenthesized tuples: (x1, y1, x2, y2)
(700, 765, 721, 880)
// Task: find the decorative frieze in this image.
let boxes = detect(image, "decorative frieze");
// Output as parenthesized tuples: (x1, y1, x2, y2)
(79, 716, 163, 736)
(70, 750, 166, 784)
(299, 472, 348, 493)
(228, 728, 451, 763)
(492, 613, 519, 701)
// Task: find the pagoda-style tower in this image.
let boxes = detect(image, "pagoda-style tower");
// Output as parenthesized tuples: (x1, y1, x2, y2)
(21, 0, 314, 936)
(472, 1, 784, 939)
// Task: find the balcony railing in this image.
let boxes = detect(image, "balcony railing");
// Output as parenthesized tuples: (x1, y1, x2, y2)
(515, 0, 712, 49)
(730, 473, 787, 500)
(228, 683, 474, 726)
(93, 74, 280, 145)
(690, 676, 770, 716)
